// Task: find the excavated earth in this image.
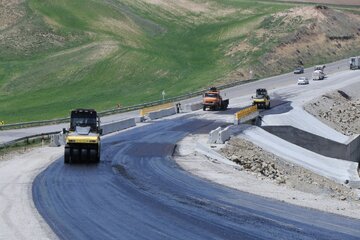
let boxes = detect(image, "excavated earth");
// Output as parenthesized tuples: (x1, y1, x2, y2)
(304, 89, 360, 136)
(220, 138, 356, 202)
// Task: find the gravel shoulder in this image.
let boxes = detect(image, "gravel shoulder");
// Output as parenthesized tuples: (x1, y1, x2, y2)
(0, 147, 61, 240)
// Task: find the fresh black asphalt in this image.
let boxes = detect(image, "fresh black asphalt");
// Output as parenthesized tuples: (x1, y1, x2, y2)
(33, 116, 360, 240)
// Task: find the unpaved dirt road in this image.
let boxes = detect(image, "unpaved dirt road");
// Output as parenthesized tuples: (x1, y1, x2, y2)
(0, 147, 60, 240)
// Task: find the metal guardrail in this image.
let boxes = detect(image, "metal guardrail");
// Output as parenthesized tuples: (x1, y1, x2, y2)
(0, 78, 257, 131)
(0, 118, 69, 130)
(0, 131, 60, 150)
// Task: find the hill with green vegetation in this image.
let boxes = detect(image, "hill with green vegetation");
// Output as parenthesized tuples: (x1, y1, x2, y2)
(0, 0, 359, 123)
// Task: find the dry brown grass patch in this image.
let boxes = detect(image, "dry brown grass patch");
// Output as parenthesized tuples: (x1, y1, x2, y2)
(0, 0, 25, 31)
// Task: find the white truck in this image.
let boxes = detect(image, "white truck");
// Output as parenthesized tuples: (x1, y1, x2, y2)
(349, 57, 360, 70)
(312, 65, 326, 80)
(314, 65, 326, 71)
(312, 70, 325, 80)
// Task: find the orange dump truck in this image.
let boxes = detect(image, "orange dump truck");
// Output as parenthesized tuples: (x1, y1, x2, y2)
(202, 87, 229, 111)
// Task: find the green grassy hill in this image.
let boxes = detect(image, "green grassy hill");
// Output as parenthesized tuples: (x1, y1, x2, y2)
(0, 0, 359, 123)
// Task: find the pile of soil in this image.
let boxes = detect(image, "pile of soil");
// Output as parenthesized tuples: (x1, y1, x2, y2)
(221, 138, 356, 201)
(304, 90, 360, 136)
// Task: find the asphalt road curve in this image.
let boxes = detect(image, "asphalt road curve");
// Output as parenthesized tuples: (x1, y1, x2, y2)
(33, 115, 360, 240)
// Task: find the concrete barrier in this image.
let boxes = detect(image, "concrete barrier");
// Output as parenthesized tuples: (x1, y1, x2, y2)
(263, 125, 360, 162)
(135, 116, 145, 123)
(148, 107, 176, 120)
(54, 119, 136, 146)
(208, 127, 221, 144)
(218, 126, 231, 144)
(234, 106, 259, 125)
(346, 134, 360, 163)
(140, 103, 174, 117)
(208, 126, 232, 144)
(53, 119, 135, 147)
(183, 102, 203, 112)
(59, 132, 66, 146)
(102, 118, 136, 135)
(49, 134, 61, 147)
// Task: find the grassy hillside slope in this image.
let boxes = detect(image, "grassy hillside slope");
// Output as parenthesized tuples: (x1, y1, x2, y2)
(0, 0, 359, 123)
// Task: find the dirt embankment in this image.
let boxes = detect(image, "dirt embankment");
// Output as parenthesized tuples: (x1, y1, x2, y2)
(221, 138, 356, 201)
(264, 6, 360, 74)
(304, 89, 360, 136)
(229, 5, 360, 80)
(0, 146, 61, 239)
(278, 0, 360, 6)
(263, 6, 360, 74)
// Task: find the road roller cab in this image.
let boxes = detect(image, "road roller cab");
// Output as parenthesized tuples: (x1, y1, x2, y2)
(63, 109, 101, 164)
(252, 88, 270, 109)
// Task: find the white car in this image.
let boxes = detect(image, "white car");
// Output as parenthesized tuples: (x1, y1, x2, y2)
(297, 77, 309, 85)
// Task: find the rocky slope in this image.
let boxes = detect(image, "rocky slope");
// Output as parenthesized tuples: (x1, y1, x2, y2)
(304, 89, 360, 136)
(220, 138, 356, 201)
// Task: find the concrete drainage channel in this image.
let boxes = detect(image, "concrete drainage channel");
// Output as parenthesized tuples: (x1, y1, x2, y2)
(262, 126, 360, 163)
(204, 105, 360, 182)
(261, 125, 360, 181)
